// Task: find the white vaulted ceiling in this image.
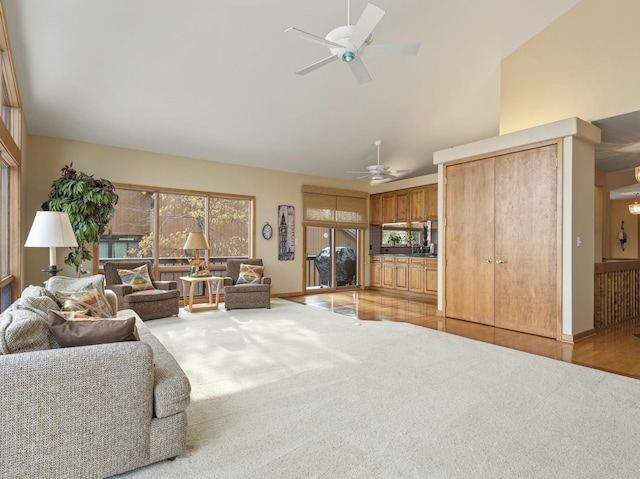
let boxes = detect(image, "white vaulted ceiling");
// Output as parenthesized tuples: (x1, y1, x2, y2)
(3, 0, 580, 182)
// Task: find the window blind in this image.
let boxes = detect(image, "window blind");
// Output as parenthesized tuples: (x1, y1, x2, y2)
(302, 185, 368, 228)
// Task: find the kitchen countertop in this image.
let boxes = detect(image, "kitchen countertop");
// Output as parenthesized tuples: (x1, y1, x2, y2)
(372, 253, 438, 258)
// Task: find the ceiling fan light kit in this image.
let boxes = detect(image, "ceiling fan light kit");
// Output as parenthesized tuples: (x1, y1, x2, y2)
(285, 1, 420, 84)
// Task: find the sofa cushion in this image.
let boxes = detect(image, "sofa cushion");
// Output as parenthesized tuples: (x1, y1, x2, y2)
(46, 274, 109, 299)
(55, 283, 114, 318)
(237, 263, 264, 284)
(0, 309, 60, 354)
(124, 288, 180, 305)
(46, 274, 114, 317)
(117, 264, 155, 292)
(46, 310, 139, 347)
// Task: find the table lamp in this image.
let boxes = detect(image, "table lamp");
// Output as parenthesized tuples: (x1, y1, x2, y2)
(183, 232, 209, 263)
(24, 211, 79, 276)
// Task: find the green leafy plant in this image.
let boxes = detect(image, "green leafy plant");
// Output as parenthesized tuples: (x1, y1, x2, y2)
(45, 163, 119, 275)
(388, 234, 402, 244)
(404, 234, 415, 244)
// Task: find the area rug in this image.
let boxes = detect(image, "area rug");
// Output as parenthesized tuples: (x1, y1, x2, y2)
(117, 299, 640, 478)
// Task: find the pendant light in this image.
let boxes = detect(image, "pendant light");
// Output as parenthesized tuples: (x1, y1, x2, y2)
(630, 193, 640, 215)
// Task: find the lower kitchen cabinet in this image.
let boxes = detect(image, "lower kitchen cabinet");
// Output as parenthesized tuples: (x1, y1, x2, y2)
(370, 255, 436, 299)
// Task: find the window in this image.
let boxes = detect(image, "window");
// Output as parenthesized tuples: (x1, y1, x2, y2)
(0, 3, 22, 310)
(98, 185, 255, 277)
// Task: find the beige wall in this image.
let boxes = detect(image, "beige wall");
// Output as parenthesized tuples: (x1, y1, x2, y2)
(22, 135, 369, 292)
(500, 0, 640, 134)
(608, 200, 638, 259)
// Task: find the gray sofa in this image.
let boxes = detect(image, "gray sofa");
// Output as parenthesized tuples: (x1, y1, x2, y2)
(0, 278, 190, 479)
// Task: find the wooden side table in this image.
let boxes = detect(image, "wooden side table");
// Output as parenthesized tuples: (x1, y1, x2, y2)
(180, 276, 223, 312)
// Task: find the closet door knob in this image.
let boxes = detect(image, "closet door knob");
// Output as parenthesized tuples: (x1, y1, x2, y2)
(481, 259, 492, 263)
(496, 259, 507, 264)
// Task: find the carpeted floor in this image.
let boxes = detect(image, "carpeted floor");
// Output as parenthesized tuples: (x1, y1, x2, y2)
(117, 299, 640, 478)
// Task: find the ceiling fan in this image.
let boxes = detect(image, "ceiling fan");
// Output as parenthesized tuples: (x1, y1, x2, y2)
(285, 1, 420, 84)
(349, 140, 412, 184)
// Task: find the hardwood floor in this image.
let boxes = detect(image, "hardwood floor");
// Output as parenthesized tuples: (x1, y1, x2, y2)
(287, 290, 640, 380)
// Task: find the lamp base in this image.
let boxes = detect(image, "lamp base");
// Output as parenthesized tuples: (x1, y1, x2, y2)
(42, 265, 63, 276)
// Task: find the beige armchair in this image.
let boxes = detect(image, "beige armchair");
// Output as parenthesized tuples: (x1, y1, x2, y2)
(223, 258, 271, 310)
(104, 260, 180, 320)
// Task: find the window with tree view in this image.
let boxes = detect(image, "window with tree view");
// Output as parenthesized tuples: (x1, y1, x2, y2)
(99, 186, 254, 271)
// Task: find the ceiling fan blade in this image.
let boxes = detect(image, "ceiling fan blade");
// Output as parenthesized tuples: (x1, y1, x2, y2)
(369, 177, 392, 186)
(285, 27, 343, 49)
(350, 3, 385, 50)
(361, 43, 420, 57)
(389, 169, 412, 174)
(295, 55, 338, 75)
(348, 57, 372, 84)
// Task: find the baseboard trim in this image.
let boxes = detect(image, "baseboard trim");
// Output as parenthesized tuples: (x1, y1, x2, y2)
(561, 329, 596, 344)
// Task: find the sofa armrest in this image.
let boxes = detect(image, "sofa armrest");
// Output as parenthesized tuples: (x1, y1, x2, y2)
(223, 277, 234, 286)
(261, 277, 272, 285)
(107, 283, 133, 296)
(104, 289, 118, 314)
(0, 342, 154, 478)
(153, 280, 177, 291)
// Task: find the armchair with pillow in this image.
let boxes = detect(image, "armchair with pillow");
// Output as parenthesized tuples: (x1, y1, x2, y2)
(103, 260, 180, 320)
(223, 258, 271, 310)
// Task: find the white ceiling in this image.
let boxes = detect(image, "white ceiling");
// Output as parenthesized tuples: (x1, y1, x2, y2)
(4, 0, 581, 183)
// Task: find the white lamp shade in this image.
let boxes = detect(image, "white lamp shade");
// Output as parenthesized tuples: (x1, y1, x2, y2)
(25, 211, 78, 248)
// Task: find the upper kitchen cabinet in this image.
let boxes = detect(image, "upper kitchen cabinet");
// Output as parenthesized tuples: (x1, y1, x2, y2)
(382, 190, 409, 223)
(370, 194, 383, 225)
(410, 185, 437, 221)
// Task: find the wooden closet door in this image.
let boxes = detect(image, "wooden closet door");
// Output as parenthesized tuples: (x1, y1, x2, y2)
(494, 145, 559, 337)
(445, 159, 496, 325)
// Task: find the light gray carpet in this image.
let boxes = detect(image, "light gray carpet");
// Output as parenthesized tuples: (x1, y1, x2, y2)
(119, 299, 640, 478)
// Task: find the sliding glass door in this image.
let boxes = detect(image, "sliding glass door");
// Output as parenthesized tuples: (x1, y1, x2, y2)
(305, 227, 360, 291)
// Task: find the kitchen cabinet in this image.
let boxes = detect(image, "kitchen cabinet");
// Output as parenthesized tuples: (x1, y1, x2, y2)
(410, 185, 437, 221)
(395, 191, 409, 222)
(382, 257, 395, 288)
(444, 142, 560, 338)
(370, 194, 383, 225)
(373, 185, 437, 225)
(409, 187, 426, 221)
(380, 190, 410, 223)
(395, 257, 409, 290)
(371, 255, 437, 299)
(370, 256, 382, 287)
(424, 185, 437, 219)
(408, 258, 425, 293)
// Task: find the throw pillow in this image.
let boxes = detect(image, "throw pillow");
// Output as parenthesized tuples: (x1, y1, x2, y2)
(46, 310, 139, 347)
(117, 264, 155, 291)
(55, 283, 114, 318)
(0, 309, 60, 354)
(45, 274, 109, 301)
(237, 263, 264, 284)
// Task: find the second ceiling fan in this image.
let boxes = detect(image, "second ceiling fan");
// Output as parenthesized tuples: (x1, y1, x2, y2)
(349, 140, 412, 184)
(285, 1, 420, 84)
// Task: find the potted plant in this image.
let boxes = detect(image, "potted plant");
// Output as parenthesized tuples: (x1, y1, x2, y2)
(388, 234, 402, 246)
(404, 234, 415, 245)
(45, 163, 119, 275)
